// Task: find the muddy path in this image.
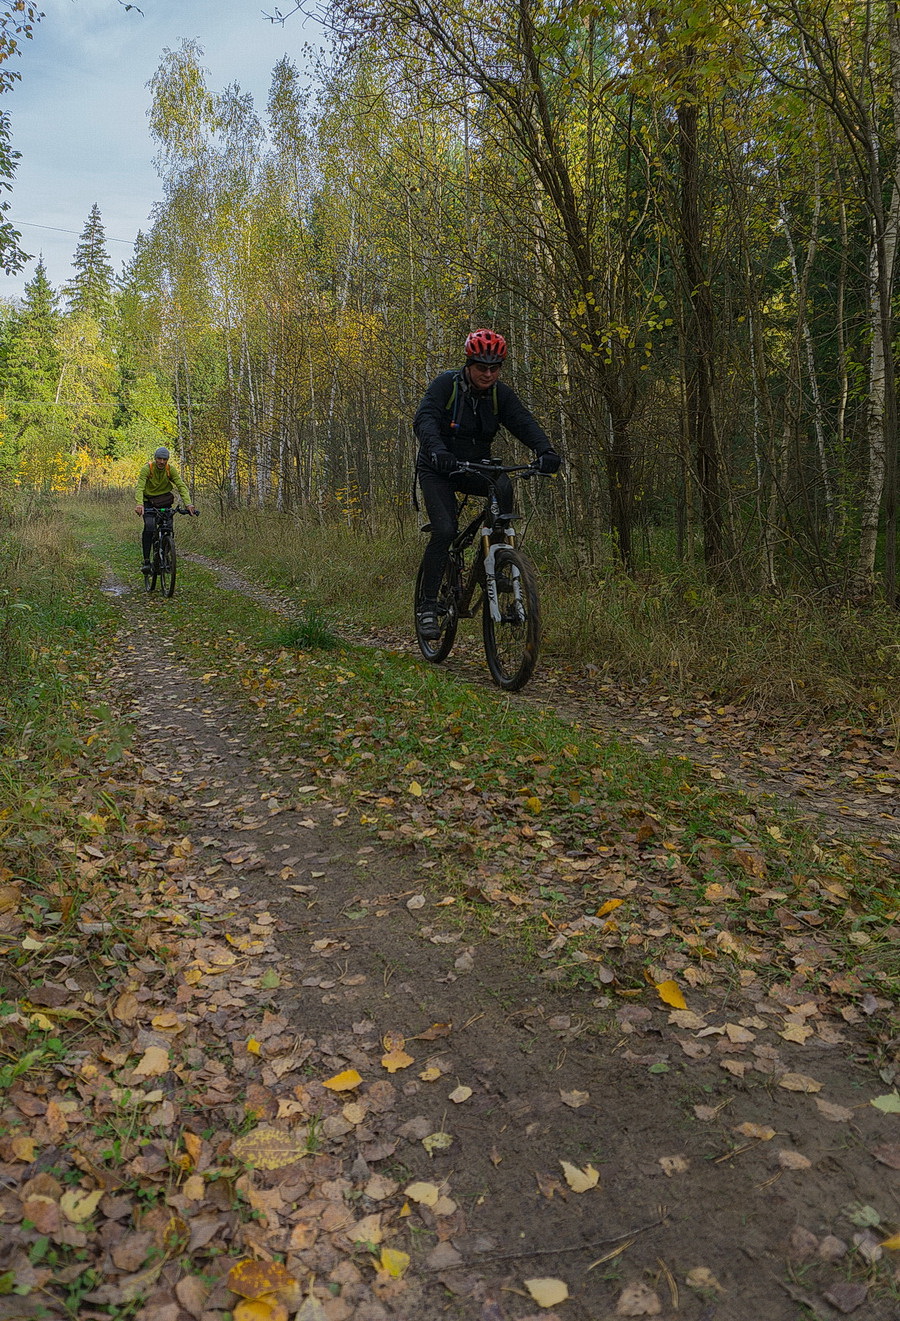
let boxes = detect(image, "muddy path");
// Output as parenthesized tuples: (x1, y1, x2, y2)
(74, 564, 900, 1321)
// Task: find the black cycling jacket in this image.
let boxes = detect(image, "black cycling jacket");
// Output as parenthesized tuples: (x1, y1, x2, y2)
(413, 368, 552, 471)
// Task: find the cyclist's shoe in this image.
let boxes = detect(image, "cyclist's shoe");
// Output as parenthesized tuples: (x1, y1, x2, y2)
(417, 603, 441, 640)
(141, 561, 152, 574)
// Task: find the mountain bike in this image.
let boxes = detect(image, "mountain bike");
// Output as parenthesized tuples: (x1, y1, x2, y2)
(143, 505, 198, 598)
(414, 460, 543, 691)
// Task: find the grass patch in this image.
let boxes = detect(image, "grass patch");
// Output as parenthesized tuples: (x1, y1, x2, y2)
(269, 610, 342, 650)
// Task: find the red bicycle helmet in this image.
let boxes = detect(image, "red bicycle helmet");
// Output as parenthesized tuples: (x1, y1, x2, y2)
(464, 328, 508, 364)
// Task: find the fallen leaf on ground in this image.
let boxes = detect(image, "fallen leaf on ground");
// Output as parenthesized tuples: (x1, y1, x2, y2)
(422, 1131, 453, 1155)
(823, 1281, 868, 1313)
(322, 1069, 362, 1092)
(404, 1181, 441, 1206)
(59, 1187, 104, 1223)
(231, 1126, 310, 1170)
(381, 1033, 414, 1073)
(881, 1232, 900, 1250)
(815, 1098, 854, 1122)
(616, 1280, 662, 1315)
(348, 1213, 382, 1244)
(449, 1085, 472, 1103)
(377, 1248, 410, 1278)
(227, 1260, 298, 1301)
(560, 1089, 590, 1109)
(778, 1072, 822, 1093)
(871, 1092, 900, 1113)
(560, 1160, 599, 1192)
(133, 1045, 170, 1077)
(734, 1122, 776, 1141)
(655, 980, 686, 1010)
(659, 1155, 689, 1176)
(778, 1150, 812, 1170)
(872, 1145, 900, 1170)
(685, 1267, 725, 1293)
(524, 1277, 569, 1308)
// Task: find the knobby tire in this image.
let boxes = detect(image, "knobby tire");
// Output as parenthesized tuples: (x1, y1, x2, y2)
(482, 547, 541, 691)
(158, 533, 176, 597)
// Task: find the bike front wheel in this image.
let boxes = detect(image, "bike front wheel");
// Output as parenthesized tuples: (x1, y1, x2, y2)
(147, 540, 160, 593)
(415, 559, 459, 663)
(482, 547, 541, 691)
(158, 534, 177, 597)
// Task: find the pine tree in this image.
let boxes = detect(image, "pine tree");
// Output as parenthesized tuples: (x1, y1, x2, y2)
(64, 203, 116, 318)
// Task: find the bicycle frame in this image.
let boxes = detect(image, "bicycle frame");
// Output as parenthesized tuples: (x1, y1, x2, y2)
(449, 463, 534, 621)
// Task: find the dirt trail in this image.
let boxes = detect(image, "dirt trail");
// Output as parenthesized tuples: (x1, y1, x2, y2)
(75, 565, 900, 1321)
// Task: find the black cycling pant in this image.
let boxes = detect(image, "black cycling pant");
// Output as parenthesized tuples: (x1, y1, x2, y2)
(141, 496, 174, 559)
(417, 466, 514, 602)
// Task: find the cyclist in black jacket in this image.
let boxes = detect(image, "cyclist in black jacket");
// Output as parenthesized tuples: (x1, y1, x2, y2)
(414, 329, 561, 639)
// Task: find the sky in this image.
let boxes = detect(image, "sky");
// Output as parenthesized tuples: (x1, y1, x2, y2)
(4, 0, 321, 301)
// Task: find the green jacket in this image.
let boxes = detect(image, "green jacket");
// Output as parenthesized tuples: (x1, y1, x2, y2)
(135, 458, 190, 505)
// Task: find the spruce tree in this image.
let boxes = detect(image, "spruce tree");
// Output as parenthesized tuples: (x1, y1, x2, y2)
(64, 203, 116, 318)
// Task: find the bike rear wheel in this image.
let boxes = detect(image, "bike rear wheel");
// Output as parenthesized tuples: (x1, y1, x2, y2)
(415, 558, 459, 662)
(158, 534, 176, 597)
(482, 547, 541, 691)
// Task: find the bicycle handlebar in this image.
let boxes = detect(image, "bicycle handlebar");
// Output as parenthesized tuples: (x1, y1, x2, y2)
(452, 460, 544, 477)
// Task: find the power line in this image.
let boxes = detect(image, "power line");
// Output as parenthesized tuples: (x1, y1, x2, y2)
(16, 221, 136, 245)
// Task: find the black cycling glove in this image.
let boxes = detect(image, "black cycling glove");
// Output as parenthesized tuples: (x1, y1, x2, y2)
(536, 450, 562, 474)
(431, 449, 458, 475)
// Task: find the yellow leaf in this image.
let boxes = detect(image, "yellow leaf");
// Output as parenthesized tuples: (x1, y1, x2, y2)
(881, 1233, 900, 1250)
(151, 1012, 182, 1032)
(404, 1181, 441, 1206)
(59, 1187, 104, 1223)
(182, 1174, 205, 1200)
(247, 1038, 262, 1055)
(524, 796, 542, 814)
(227, 1260, 298, 1300)
(381, 1046, 414, 1073)
(380, 1032, 413, 1073)
(322, 1069, 362, 1092)
(656, 980, 687, 1010)
(560, 1160, 600, 1192)
(733, 1122, 776, 1141)
(234, 1300, 288, 1321)
(231, 1125, 310, 1170)
(11, 1135, 38, 1161)
(422, 1131, 453, 1155)
(419, 1066, 442, 1082)
(408, 781, 423, 797)
(378, 1248, 410, 1279)
(524, 1277, 570, 1308)
(133, 1045, 170, 1077)
(596, 899, 623, 917)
